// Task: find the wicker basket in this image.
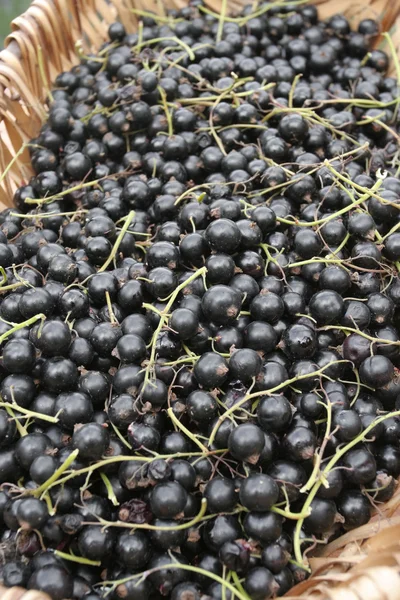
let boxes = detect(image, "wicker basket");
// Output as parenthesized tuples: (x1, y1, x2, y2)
(0, 0, 400, 599)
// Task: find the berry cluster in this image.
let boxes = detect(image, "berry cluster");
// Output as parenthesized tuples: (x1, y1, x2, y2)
(0, 1, 400, 599)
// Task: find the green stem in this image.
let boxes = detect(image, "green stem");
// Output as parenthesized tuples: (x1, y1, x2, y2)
(10, 210, 87, 219)
(217, 0, 228, 43)
(288, 73, 302, 109)
(230, 572, 251, 600)
(286, 257, 348, 270)
(54, 550, 101, 567)
(24, 178, 105, 205)
(133, 36, 195, 60)
(208, 361, 348, 447)
(91, 498, 207, 531)
(0, 403, 58, 425)
(167, 408, 209, 453)
(158, 86, 173, 137)
(383, 32, 400, 86)
(103, 561, 249, 600)
(325, 162, 388, 204)
(293, 409, 400, 568)
(271, 505, 311, 520)
(99, 211, 135, 272)
(300, 399, 332, 494)
(198, 0, 308, 26)
(25, 450, 227, 492)
(319, 325, 400, 347)
(142, 267, 207, 387)
(33, 449, 80, 498)
(5, 406, 28, 437)
(105, 291, 117, 324)
(278, 177, 384, 229)
(100, 473, 120, 506)
(0, 144, 37, 186)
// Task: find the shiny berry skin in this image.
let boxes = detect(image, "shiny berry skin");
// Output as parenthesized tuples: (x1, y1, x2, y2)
(229, 348, 262, 383)
(33, 320, 72, 356)
(228, 423, 265, 464)
(304, 497, 336, 534)
(342, 447, 377, 484)
(282, 427, 317, 462)
(28, 565, 73, 600)
(309, 290, 344, 324)
(359, 355, 394, 388)
(170, 308, 199, 340)
(201, 285, 242, 325)
(261, 543, 289, 574)
(78, 525, 115, 560)
(72, 423, 110, 461)
(257, 395, 292, 432)
(19, 288, 54, 318)
(41, 357, 78, 393)
(239, 474, 279, 512)
(115, 530, 152, 569)
(16, 498, 48, 530)
(204, 477, 238, 513)
(244, 567, 279, 600)
(250, 292, 285, 324)
(150, 481, 188, 518)
(187, 390, 218, 424)
(337, 490, 371, 530)
(2, 339, 36, 374)
(205, 219, 242, 254)
(194, 352, 229, 389)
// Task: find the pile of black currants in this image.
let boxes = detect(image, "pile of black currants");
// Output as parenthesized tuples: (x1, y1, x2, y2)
(1, 1, 400, 598)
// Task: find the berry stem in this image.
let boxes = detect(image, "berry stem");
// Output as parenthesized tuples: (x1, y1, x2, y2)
(300, 400, 333, 494)
(87, 498, 207, 531)
(24, 450, 227, 492)
(99, 210, 135, 272)
(102, 561, 250, 600)
(167, 407, 209, 453)
(230, 571, 251, 600)
(10, 210, 88, 219)
(105, 291, 117, 324)
(133, 36, 195, 60)
(216, 0, 228, 43)
(288, 73, 302, 109)
(383, 32, 400, 87)
(33, 449, 80, 498)
(271, 505, 311, 520)
(319, 324, 400, 346)
(0, 313, 46, 345)
(100, 472, 120, 506)
(279, 177, 384, 229)
(324, 161, 387, 202)
(158, 86, 174, 137)
(54, 550, 101, 567)
(293, 408, 400, 569)
(142, 266, 207, 389)
(0, 143, 43, 187)
(25, 177, 106, 205)
(4, 405, 28, 437)
(198, 0, 308, 27)
(0, 402, 59, 425)
(208, 361, 349, 447)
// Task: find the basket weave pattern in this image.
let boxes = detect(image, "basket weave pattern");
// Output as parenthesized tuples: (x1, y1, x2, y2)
(0, 1, 400, 599)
